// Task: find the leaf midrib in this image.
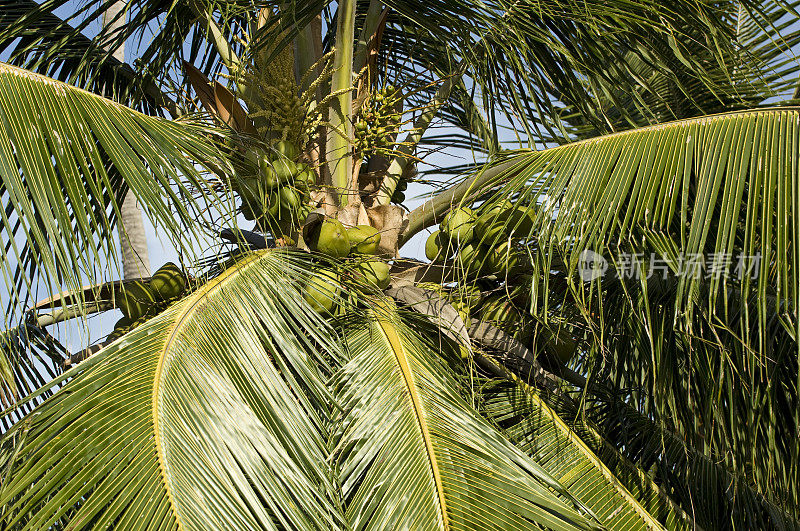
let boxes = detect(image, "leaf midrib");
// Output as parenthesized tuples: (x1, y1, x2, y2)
(374, 312, 450, 531)
(151, 251, 268, 531)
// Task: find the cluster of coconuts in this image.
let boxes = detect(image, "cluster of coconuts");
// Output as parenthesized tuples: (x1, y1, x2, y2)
(232, 140, 316, 233)
(301, 218, 392, 314)
(108, 262, 187, 341)
(424, 199, 540, 344)
(354, 85, 402, 157)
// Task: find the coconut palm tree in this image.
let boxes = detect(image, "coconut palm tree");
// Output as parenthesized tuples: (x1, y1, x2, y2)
(0, 0, 798, 528)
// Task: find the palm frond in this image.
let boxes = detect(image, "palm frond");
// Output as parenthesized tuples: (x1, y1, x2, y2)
(450, 107, 800, 516)
(557, 1, 800, 139)
(0, 250, 345, 529)
(0, 0, 255, 115)
(0, 323, 68, 424)
(332, 304, 598, 530)
(479, 379, 693, 530)
(0, 0, 173, 114)
(0, 63, 231, 323)
(578, 384, 800, 529)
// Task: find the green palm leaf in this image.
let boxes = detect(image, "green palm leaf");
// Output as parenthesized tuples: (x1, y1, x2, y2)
(0, 323, 68, 418)
(480, 379, 692, 530)
(332, 305, 598, 530)
(434, 107, 799, 518)
(0, 62, 230, 323)
(0, 250, 344, 530)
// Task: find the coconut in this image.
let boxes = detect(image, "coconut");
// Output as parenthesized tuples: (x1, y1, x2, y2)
(308, 218, 350, 258)
(477, 295, 532, 342)
(484, 241, 520, 276)
(259, 156, 278, 188)
(273, 140, 299, 160)
(303, 270, 340, 314)
(425, 230, 447, 261)
(117, 281, 157, 320)
(441, 206, 476, 244)
(353, 257, 391, 290)
(149, 262, 186, 300)
(541, 327, 577, 366)
(279, 186, 301, 211)
(456, 242, 489, 278)
(475, 199, 514, 242)
(273, 158, 297, 185)
(347, 225, 381, 254)
(452, 284, 482, 312)
(508, 203, 536, 237)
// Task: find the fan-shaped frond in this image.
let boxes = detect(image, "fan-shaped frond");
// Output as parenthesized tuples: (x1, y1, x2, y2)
(429, 107, 800, 517)
(0, 323, 67, 423)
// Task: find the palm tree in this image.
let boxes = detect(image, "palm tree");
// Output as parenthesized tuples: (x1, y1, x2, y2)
(0, 0, 798, 528)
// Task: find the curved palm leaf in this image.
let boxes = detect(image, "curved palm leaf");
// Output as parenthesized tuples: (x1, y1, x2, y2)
(0, 250, 344, 530)
(0, 0, 173, 114)
(479, 379, 692, 530)
(0, 0, 252, 115)
(0, 63, 231, 323)
(332, 304, 598, 530)
(432, 107, 799, 517)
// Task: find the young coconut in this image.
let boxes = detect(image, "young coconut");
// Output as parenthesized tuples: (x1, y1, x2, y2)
(306, 218, 351, 258)
(425, 230, 447, 261)
(477, 295, 533, 342)
(117, 281, 158, 321)
(347, 225, 381, 254)
(441, 206, 476, 244)
(475, 199, 514, 242)
(353, 257, 391, 290)
(149, 262, 186, 300)
(303, 270, 340, 314)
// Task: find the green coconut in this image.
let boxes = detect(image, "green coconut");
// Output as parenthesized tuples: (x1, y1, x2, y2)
(308, 218, 350, 258)
(113, 316, 134, 331)
(484, 241, 520, 276)
(456, 242, 488, 278)
(296, 163, 317, 187)
(274, 140, 299, 160)
(475, 199, 514, 241)
(303, 270, 340, 314)
(452, 284, 482, 312)
(259, 156, 279, 188)
(508, 204, 536, 237)
(354, 257, 391, 290)
(477, 295, 532, 342)
(425, 230, 448, 261)
(149, 262, 186, 300)
(237, 176, 264, 207)
(441, 206, 476, 244)
(540, 327, 577, 366)
(347, 225, 381, 254)
(279, 186, 301, 211)
(273, 158, 297, 185)
(117, 281, 157, 320)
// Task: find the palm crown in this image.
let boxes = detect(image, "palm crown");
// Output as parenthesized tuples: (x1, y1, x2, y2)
(0, 0, 798, 529)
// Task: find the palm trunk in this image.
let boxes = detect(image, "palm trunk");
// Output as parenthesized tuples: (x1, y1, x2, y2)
(103, 3, 151, 279)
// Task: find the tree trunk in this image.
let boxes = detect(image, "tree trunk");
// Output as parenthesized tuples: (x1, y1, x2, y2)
(103, 3, 151, 278)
